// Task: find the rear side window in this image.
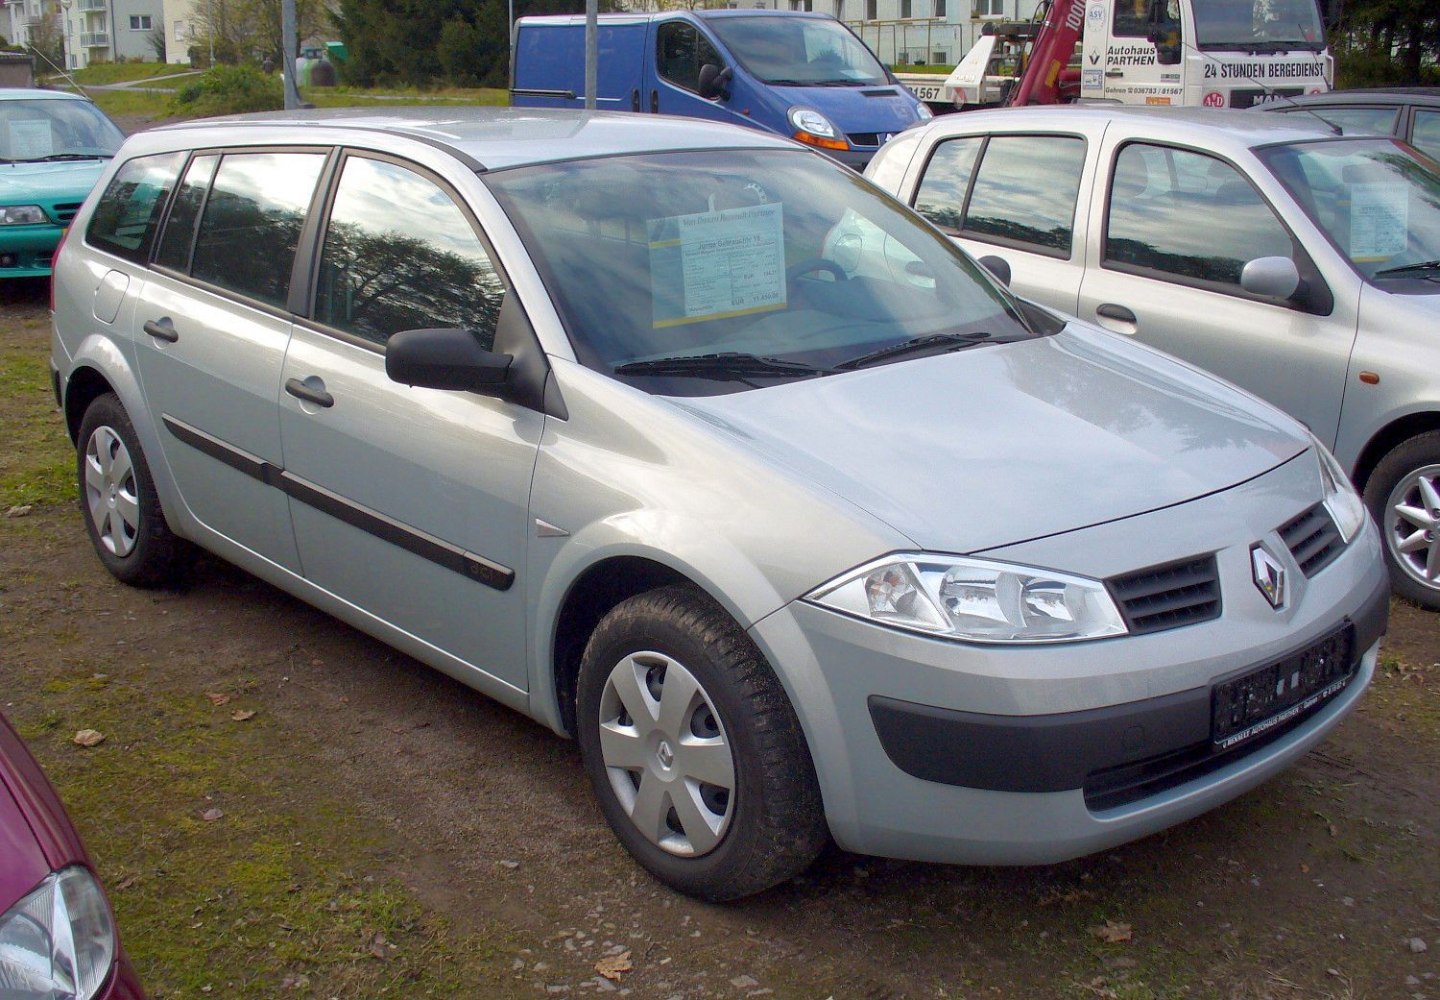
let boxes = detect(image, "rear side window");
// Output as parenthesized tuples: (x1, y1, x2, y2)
(85, 151, 185, 264)
(314, 155, 506, 348)
(190, 151, 326, 309)
(1104, 142, 1294, 287)
(914, 134, 1085, 257)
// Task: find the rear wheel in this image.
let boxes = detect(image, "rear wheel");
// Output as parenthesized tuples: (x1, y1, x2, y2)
(77, 393, 187, 588)
(1363, 431, 1440, 610)
(576, 585, 827, 900)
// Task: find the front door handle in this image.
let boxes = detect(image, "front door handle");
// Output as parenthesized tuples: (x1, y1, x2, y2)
(1094, 302, 1138, 335)
(285, 376, 334, 408)
(142, 318, 178, 343)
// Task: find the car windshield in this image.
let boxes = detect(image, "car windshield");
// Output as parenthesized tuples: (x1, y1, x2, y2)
(0, 98, 124, 162)
(1193, 0, 1325, 50)
(1256, 138, 1440, 285)
(703, 15, 888, 86)
(483, 148, 1039, 395)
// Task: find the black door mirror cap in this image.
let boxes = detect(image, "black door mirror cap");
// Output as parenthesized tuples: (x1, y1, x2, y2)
(386, 327, 513, 394)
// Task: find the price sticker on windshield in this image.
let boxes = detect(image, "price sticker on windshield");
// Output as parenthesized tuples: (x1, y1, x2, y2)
(1349, 183, 1407, 261)
(649, 202, 786, 328)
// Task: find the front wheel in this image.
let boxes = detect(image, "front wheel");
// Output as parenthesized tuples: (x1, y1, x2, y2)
(1363, 431, 1440, 610)
(76, 393, 187, 588)
(576, 585, 826, 900)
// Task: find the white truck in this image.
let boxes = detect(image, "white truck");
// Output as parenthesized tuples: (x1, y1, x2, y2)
(896, 0, 1332, 111)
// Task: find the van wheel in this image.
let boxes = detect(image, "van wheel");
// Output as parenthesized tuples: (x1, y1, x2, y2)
(77, 393, 187, 588)
(1363, 431, 1440, 610)
(576, 585, 827, 901)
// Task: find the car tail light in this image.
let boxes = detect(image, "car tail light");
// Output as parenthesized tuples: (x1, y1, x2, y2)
(50, 227, 70, 312)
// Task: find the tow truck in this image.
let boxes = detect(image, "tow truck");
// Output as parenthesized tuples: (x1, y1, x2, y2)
(895, 0, 1332, 111)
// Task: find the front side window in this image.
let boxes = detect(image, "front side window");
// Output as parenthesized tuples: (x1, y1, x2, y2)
(912, 136, 983, 232)
(656, 22, 723, 93)
(966, 136, 1085, 253)
(190, 151, 326, 308)
(85, 151, 185, 264)
(484, 148, 1042, 396)
(706, 14, 887, 85)
(314, 156, 506, 348)
(1105, 143, 1294, 287)
(1256, 137, 1440, 285)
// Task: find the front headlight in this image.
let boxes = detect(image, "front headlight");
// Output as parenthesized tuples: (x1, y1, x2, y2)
(1313, 437, 1366, 543)
(807, 554, 1128, 644)
(0, 866, 116, 1000)
(787, 107, 849, 151)
(0, 205, 47, 225)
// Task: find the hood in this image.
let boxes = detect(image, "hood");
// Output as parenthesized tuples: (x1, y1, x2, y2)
(0, 158, 109, 202)
(672, 325, 1308, 553)
(771, 83, 922, 138)
(0, 713, 89, 906)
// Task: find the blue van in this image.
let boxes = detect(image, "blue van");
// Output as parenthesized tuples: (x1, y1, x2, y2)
(510, 10, 930, 169)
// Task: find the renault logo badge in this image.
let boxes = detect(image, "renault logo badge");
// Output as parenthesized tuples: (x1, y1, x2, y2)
(1251, 546, 1287, 609)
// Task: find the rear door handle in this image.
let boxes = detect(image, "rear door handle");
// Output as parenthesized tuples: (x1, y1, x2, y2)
(142, 318, 178, 343)
(285, 377, 334, 408)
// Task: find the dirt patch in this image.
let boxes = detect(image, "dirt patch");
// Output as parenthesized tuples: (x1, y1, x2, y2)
(5, 280, 1440, 999)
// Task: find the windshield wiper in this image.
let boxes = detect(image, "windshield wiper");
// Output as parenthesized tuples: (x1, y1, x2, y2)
(613, 352, 829, 381)
(835, 331, 992, 370)
(1373, 260, 1440, 279)
(21, 152, 114, 162)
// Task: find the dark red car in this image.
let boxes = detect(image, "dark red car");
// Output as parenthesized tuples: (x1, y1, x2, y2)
(0, 711, 144, 998)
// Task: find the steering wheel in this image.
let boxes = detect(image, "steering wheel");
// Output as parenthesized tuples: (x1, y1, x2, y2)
(786, 257, 848, 296)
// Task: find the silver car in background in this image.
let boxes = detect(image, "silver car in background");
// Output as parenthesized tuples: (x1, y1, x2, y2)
(51, 109, 1386, 900)
(867, 106, 1440, 610)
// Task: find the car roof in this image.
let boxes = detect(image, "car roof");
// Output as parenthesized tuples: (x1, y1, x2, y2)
(0, 87, 93, 102)
(149, 106, 801, 171)
(912, 104, 1359, 149)
(1267, 87, 1440, 108)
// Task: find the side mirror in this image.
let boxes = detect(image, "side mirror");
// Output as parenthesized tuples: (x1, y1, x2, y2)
(698, 63, 732, 100)
(1240, 256, 1301, 300)
(978, 254, 1012, 286)
(386, 327, 513, 393)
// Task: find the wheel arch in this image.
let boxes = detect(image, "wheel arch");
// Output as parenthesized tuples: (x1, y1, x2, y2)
(62, 364, 115, 445)
(547, 555, 698, 737)
(1351, 410, 1440, 493)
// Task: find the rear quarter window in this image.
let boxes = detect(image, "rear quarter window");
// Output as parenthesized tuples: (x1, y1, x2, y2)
(85, 151, 186, 264)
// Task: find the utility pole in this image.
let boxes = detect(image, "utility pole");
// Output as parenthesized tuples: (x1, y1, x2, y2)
(584, 0, 597, 110)
(281, 0, 301, 109)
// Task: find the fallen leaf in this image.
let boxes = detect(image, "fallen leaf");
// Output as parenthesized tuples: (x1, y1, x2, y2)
(201, 808, 224, 822)
(231, 709, 256, 722)
(73, 729, 105, 748)
(1089, 920, 1133, 944)
(595, 950, 633, 981)
(5, 504, 33, 518)
(205, 692, 231, 706)
(368, 931, 393, 961)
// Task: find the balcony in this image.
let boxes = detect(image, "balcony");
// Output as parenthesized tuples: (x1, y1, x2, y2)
(79, 32, 109, 48)
(77, 0, 107, 10)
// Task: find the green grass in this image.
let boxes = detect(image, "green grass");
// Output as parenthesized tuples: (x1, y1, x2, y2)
(892, 63, 953, 74)
(69, 62, 190, 85)
(0, 333, 74, 510)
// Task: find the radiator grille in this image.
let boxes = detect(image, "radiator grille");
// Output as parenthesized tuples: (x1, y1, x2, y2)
(1108, 555, 1221, 635)
(1279, 503, 1344, 577)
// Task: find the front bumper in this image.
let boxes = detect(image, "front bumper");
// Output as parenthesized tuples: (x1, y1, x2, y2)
(0, 223, 63, 278)
(748, 455, 1390, 865)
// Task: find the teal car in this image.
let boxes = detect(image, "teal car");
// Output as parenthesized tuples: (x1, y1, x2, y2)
(0, 89, 124, 278)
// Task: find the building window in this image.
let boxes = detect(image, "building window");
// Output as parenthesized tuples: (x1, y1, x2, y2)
(935, 0, 946, 15)
(865, 0, 877, 18)
(900, 0, 912, 16)
(974, 0, 1003, 16)
(835, 0, 845, 18)
(174, 20, 188, 40)
(129, 14, 152, 30)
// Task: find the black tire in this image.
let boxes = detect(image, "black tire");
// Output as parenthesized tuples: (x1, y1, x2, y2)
(76, 393, 188, 588)
(576, 585, 827, 901)
(1362, 430, 1440, 610)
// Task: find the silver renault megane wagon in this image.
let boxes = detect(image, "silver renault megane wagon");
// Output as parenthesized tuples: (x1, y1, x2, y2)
(50, 108, 1388, 900)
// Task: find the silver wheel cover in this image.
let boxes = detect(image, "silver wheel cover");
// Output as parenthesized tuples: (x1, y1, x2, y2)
(84, 424, 141, 559)
(1384, 462, 1440, 594)
(597, 651, 736, 857)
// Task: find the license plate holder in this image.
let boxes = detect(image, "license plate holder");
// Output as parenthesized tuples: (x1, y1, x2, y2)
(1211, 625, 1355, 749)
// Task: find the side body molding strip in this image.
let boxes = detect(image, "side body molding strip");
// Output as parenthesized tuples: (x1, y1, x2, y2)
(161, 415, 515, 591)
